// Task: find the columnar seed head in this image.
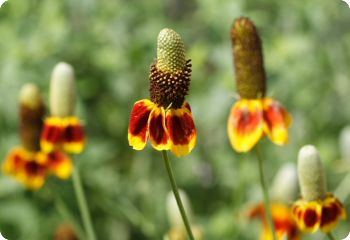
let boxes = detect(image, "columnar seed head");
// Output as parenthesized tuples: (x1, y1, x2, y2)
(231, 17, 266, 99)
(50, 62, 76, 117)
(157, 28, 186, 73)
(166, 189, 193, 228)
(150, 28, 192, 108)
(19, 83, 45, 151)
(339, 126, 350, 163)
(19, 84, 43, 109)
(298, 145, 327, 201)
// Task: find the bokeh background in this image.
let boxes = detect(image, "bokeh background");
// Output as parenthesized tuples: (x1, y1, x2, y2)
(1, 0, 350, 239)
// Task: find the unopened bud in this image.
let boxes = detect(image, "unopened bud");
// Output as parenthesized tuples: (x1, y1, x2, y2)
(298, 145, 327, 201)
(166, 189, 193, 228)
(231, 17, 266, 99)
(271, 163, 298, 203)
(50, 62, 76, 117)
(339, 126, 350, 163)
(19, 84, 45, 151)
(157, 28, 186, 73)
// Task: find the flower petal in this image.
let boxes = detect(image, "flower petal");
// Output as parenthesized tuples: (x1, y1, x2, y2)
(46, 151, 73, 179)
(292, 200, 321, 233)
(62, 117, 85, 154)
(128, 99, 155, 150)
(263, 98, 292, 145)
(249, 203, 300, 240)
(149, 106, 171, 151)
(227, 99, 264, 152)
(166, 102, 197, 157)
(41, 117, 65, 153)
(320, 194, 346, 233)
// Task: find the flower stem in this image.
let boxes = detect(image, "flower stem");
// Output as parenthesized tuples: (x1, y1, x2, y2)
(161, 150, 195, 240)
(72, 165, 97, 240)
(327, 232, 336, 240)
(255, 144, 277, 240)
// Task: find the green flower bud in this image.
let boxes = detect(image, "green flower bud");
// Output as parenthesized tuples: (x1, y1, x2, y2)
(157, 28, 186, 74)
(298, 145, 327, 201)
(50, 62, 76, 117)
(231, 17, 266, 99)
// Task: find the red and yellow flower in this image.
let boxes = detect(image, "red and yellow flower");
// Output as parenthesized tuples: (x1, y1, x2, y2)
(249, 202, 300, 240)
(292, 145, 346, 234)
(128, 28, 197, 157)
(227, 17, 292, 152)
(40, 62, 85, 154)
(3, 147, 72, 190)
(292, 193, 346, 233)
(2, 83, 73, 190)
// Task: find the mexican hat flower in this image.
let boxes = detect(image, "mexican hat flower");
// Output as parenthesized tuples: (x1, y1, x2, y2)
(128, 28, 197, 157)
(227, 17, 292, 152)
(40, 62, 85, 154)
(249, 203, 300, 240)
(2, 84, 72, 190)
(249, 164, 300, 240)
(292, 145, 346, 233)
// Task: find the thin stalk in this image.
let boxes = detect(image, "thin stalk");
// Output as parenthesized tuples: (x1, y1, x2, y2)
(256, 144, 277, 240)
(72, 165, 97, 240)
(161, 150, 194, 240)
(326, 232, 336, 240)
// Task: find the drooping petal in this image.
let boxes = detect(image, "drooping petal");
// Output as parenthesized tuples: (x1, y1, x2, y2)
(128, 99, 155, 150)
(46, 151, 73, 179)
(41, 117, 65, 153)
(166, 102, 197, 157)
(62, 117, 85, 154)
(262, 98, 292, 145)
(3, 147, 48, 190)
(320, 194, 346, 233)
(249, 203, 300, 240)
(292, 200, 322, 233)
(41, 117, 85, 154)
(149, 106, 171, 151)
(227, 99, 264, 152)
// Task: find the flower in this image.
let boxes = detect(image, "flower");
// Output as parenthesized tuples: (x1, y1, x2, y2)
(128, 28, 197, 157)
(249, 203, 300, 240)
(227, 17, 292, 152)
(292, 145, 346, 233)
(40, 62, 85, 154)
(2, 84, 72, 190)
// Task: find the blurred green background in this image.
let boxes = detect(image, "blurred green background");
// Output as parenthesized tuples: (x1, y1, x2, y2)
(1, 0, 350, 239)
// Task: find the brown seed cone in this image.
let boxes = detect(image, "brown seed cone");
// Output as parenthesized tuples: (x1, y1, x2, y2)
(19, 84, 45, 152)
(149, 60, 192, 108)
(231, 17, 266, 99)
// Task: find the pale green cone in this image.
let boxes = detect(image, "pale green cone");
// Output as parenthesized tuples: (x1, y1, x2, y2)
(339, 126, 350, 163)
(298, 145, 327, 201)
(166, 189, 193, 228)
(50, 62, 76, 117)
(157, 28, 186, 73)
(270, 163, 298, 203)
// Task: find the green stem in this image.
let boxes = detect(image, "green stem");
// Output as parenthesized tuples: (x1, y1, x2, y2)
(161, 150, 195, 240)
(72, 166, 97, 240)
(255, 144, 277, 240)
(327, 232, 336, 240)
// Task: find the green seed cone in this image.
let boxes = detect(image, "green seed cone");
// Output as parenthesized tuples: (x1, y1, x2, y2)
(231, 17, 266, 99)
(157, 28, 186, 73)
(50, 62, 76, 117)
(19, 83, 45, 152)
(298, 145, 327, 201)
